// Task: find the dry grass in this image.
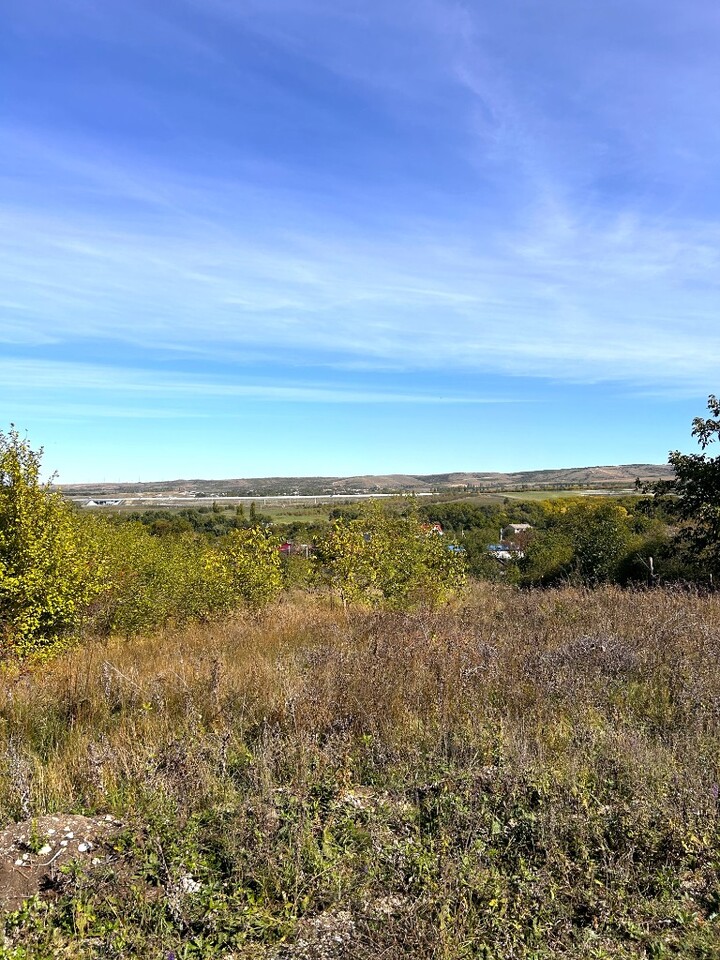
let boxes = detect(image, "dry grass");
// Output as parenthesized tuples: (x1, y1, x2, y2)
(1, 584, 720, 957)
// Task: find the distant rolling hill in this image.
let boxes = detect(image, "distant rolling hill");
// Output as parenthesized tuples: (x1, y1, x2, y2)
(58, 464, 673, 500)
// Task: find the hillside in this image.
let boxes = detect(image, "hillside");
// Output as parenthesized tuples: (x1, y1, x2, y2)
(2, 585, 719, 956)
(57, 463, 673, 499)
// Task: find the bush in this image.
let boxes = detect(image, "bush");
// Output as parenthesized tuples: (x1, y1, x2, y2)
(315, 506, 466, 609)
(90, 523, 237, 635)
(222, 527, 283, 609)
(0, 426, 288, 653)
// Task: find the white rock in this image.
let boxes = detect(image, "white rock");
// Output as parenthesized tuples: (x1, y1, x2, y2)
(177, 876, 202, 894)
(38, 844, 53, 855)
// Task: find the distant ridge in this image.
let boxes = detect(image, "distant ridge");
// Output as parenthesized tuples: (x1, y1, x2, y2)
(58, 464, 673, 499)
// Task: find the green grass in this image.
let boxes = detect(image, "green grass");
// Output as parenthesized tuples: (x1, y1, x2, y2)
(500, 487, 638, 501)
(256, 504, 333, 523)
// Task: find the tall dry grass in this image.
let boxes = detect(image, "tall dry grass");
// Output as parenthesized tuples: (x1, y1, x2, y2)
(1, 583, 720, 957)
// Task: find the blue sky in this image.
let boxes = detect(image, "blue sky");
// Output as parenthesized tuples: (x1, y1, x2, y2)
(2, 0, 719, 482)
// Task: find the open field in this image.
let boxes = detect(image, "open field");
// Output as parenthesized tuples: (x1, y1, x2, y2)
(1, 583, 719, 957)
(499, 487, 640, 501)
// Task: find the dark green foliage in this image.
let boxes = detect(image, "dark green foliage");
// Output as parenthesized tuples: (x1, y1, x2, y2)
(517, 501, 677, 587)
(280, 520, 329, 543)
(147, 515, 194, 537)
(420, 500, 501, 532)
(563, 501, 633, 584)
(520, 527, 575, 584)
(462, 530, 502, 576)
(419, 500, 541, 536)
(650, 394, 720, 578)
(122, 506, 274, 538)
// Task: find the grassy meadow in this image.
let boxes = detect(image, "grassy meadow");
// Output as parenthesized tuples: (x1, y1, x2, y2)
(1, 583, 720, 958)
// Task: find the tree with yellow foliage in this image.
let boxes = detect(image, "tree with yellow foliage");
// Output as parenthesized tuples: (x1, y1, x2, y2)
(0, 427, 106, 656)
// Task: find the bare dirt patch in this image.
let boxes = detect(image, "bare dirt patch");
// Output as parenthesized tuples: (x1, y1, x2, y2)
(0, 813, 123, 913)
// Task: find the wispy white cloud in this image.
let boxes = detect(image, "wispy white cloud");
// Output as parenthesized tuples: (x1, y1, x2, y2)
(2, 177, 720, 387)
(13, 402, 212, 420)
(4, 0, 720, 412)
(1, 358, 516, 406)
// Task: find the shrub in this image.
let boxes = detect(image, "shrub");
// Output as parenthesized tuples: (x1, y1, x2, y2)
(315, 506, 466, 609)
(91, 523, 237, 635)
(0, 424, 287, 652)
(222, 527, 283, 609)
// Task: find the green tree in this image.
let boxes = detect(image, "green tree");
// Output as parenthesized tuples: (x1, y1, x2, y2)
(520, 500, 634, 586)
(520, 528, 574, 584)
(652, 393, 720, 576)
(565, 501, 633, 584)
(0, 427, 107, 656)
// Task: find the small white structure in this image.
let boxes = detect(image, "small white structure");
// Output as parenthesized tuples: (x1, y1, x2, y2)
(505, 523, 533, 535)
(487, 544, 524, 562)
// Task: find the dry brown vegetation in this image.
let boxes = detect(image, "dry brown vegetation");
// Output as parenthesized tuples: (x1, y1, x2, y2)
(1, 584, 720, 957)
